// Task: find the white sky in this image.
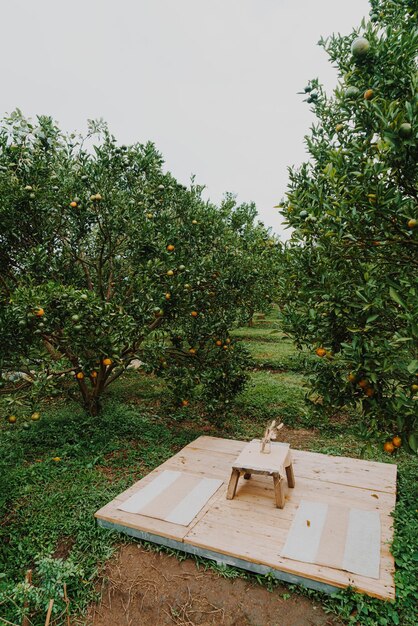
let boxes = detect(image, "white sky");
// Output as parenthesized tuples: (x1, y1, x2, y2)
(0, 0, 370, 239)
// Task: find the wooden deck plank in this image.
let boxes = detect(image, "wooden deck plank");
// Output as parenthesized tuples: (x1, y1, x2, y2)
(95, 436, 397, 601)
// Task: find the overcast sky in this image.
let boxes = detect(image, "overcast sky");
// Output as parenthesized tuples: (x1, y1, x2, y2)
(1, 0, 370, 239)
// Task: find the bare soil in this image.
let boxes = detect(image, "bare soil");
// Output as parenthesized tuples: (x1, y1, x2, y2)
(87, 544, 340, 626)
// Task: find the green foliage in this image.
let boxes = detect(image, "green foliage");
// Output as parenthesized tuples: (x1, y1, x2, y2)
(0, 111, 281, 416)
(278, 0, 418, 446)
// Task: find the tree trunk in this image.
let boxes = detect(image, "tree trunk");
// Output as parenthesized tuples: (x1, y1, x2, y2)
(84, 393, 101, 416)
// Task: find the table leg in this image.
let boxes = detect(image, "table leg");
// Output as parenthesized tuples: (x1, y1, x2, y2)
(226, 469, 240, 500)
(244, 472, 251, 480)
(273, 473, 285, 508)
(285, 463, 295, 488)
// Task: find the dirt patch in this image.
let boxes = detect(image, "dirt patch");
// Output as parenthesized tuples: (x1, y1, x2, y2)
(53, 535, 76, 560)
(87, 544, 339, 626)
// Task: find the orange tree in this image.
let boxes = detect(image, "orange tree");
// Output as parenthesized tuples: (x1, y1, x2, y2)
(278, 0, 418, 451)
(0, 112, 280, 417)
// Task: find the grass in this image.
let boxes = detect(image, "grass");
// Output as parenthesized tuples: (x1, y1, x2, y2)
(1, 309, 417, 626)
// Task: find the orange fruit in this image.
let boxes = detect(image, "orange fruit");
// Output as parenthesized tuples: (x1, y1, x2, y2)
(189, 348, 196, 355)
(358, 378, 368, 389)
(407, 218, 417, 229)
(8, 415, 17, 424)
(383, 442, 394, 454)
(76, 372, 84, 380)
(52, 456, 61, 462)
(167, 270, 174, 277)
(392, 436, 402, 448)
(31, 412, 40, 421)
(364, 89, 374, 100)
(215, 340, 222, 346)
(192, 220, 198, 225)
(165, 293, 171, 300)
(348, 373, 356, 383)
(315, 347, 326, 357)
(35, 307, 45, 317)
(181, 399, 189, 407)
(166, 244, 175, 252)
(223, 345, 228, 350)
(364, 387, 375, 397)
(191, 311, 198, 317)
(103, 358, 112, 366)
(225, 338, 231, 344)
(90, 371, 98, 378)
(70, 201, 78, 208)
(336, 123, 344, 132)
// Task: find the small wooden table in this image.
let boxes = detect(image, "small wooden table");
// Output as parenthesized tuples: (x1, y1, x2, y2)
(226, 439, 295, 508)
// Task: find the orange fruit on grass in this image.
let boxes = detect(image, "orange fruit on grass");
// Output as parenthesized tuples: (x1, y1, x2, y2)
(383, 441, 394, 454)
(392, 436, 402, 448)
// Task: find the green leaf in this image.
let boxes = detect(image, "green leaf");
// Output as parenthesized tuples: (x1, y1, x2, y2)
(408, 433, 417, 453)
(389, 287, 407, 309)
(407, 360, 418, 374)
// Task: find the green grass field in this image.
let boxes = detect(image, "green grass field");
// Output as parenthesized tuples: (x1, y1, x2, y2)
(1, 310, 417, 625)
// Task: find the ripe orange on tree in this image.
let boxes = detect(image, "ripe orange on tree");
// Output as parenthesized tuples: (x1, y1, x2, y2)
(215, 340, 222, 346)
(392, 436, 402, 448)
(189, 348, 197, 355)
(166, 270, 174, 277)
(103, 358, 112, 366)
(407, 218, 417, 229)
(191, 311, 198, 317)
(364, 89, 374, 100)
(70, 201, 78, 208)
(165, 293, 171, 300)
(166, 244, 175, 252)
(8, 415, 17, 424)
(76, 372, 84, 380)
(315, 347, 326, 357)
(347, 372, 356, 383)
(358, 378, 368, 389)
(364, 386, 375, 397)
(35, 307, 45, 317)
(181, 399, 189, 407)
(90, 371, 98, 379)
(383, 441, 394, 454)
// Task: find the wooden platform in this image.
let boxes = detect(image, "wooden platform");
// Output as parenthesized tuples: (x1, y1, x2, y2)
(95, 436, 397, 600)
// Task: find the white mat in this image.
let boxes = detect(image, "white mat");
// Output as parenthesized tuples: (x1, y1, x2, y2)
(118, 470, 223, 526)
(281, 500, 381, 579)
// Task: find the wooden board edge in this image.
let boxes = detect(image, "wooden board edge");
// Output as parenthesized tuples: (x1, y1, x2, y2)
(96, 518, 395, 601)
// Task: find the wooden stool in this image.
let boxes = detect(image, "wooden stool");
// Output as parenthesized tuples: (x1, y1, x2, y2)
(226, 439, 295, 509)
